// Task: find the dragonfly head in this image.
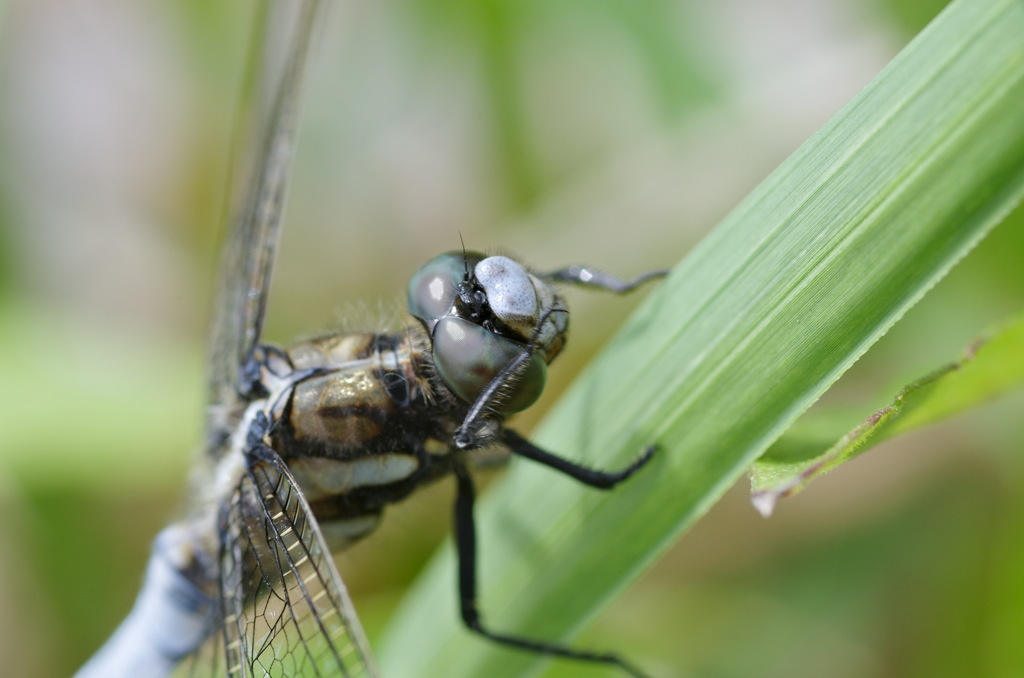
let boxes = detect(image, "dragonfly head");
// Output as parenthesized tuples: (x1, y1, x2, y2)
(407, 251, 568, 414)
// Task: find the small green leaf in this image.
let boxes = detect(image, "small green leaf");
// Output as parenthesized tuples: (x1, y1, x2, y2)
(751, 310, 1024, 516)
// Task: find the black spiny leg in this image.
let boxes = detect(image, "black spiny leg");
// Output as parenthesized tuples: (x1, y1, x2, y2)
(503, 429, 656, 489)
(451, 463, 650, 678)
(454, 307, 567, 449)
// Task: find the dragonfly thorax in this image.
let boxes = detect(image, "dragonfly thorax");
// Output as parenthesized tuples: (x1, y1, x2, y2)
(269, 331, 456, 549)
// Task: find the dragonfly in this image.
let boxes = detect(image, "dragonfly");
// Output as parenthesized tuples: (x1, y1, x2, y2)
(75, 2, 665, 677)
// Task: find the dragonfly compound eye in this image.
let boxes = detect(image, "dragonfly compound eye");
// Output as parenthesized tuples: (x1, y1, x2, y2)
(472, 256, 540, 338)
(432, 316, 547, 413)
(472, 255, 568, 360)
(407, 251, 485, 331)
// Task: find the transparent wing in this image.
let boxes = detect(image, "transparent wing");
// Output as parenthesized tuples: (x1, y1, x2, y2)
(177, 445, 379, 678)
(193, 3, 377, 672)
(207, 0, 324, 417)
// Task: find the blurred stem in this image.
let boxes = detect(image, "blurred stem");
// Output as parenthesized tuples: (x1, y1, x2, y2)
(479, 0, 542, 209)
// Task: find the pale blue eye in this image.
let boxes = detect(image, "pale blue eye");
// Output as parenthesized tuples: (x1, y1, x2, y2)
(407, 251, 482, 330)
(473, 256, 539, 338)
(432, 316, 547, 414)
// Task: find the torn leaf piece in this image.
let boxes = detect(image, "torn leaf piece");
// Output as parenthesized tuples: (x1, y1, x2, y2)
(751, 310, 1024, 517)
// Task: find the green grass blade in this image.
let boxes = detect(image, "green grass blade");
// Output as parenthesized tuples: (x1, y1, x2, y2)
(751, 310, 1024, 515)
(378, 0, 1024, 675)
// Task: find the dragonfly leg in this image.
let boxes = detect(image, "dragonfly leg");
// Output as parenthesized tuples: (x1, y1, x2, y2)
(544, 265, 668, 293)
(502, 429, 656, 489)
(451, 463, 650, 678)
(237, 343, 293, 399)
(454, 307, 567, 449)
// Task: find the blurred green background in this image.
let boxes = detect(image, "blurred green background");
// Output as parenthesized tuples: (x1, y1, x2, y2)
(1, 0, 1021, 676)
